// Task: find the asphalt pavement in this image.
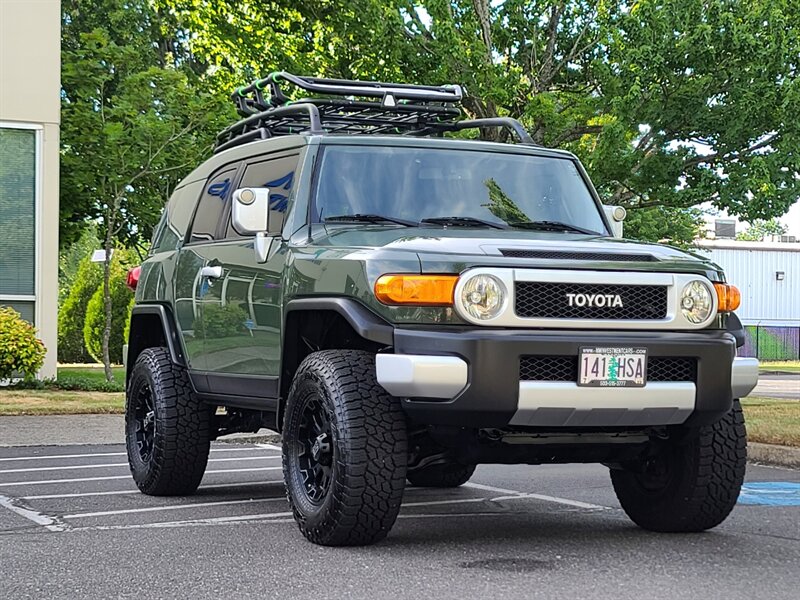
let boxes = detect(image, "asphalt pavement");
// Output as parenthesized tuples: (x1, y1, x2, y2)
(1, 442, 799, 599)
(753, 374, 800, 400)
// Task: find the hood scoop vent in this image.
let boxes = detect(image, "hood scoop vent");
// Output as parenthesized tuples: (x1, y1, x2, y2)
(500, 249, 657, 262)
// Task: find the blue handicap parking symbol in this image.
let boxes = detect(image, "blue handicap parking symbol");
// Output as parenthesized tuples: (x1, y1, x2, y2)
(738, 482, 800, 506)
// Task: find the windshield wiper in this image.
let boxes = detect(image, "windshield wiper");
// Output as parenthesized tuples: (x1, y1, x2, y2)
(420, 216, 508, 230)
(509, 220, 600, 235)
(324, 214, 417, 226)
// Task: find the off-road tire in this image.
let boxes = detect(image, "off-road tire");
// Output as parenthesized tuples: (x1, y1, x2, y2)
(282, 350, 407, 546)
(125, 347, 212, 496)
(407, 462, 476, 488)
(610, 400, 747, 532)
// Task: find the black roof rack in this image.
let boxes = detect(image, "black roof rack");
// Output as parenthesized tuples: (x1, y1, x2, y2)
(214, 71, 534, 153)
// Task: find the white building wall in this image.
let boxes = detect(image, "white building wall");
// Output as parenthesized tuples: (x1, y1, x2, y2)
(695, 241, 800, 325)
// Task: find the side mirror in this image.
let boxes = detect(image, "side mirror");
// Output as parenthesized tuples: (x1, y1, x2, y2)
(232, 187, 274, 263)
(603, 205, 626, 238)
(232, 187, 270, 234)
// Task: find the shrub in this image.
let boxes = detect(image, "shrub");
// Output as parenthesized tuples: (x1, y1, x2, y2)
(83, 256, 133, 364)
(199, 303, 248, 338)
(59, 225, 100, 306)
(0, 307, 46, 380)
(58, 255, 102, 363)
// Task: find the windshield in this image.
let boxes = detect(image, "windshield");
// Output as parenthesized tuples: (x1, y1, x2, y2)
(312, 145, 608, 234)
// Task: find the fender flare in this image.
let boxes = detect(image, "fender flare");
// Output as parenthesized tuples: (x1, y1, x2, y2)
(126, 304, 186, 379)
(283, 297, 394, 346)
(726, 312, 746, 349)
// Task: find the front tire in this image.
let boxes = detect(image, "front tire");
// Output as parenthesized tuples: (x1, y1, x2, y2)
(282, 350, 407, 546)
(125, 347, 212, 496)
(610, 400, 747, 532)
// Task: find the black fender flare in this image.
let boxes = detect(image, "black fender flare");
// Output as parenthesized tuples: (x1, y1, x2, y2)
(726, 312, 746, 348)
(283, 297, 394, 346)
(126, 304, 186, 380)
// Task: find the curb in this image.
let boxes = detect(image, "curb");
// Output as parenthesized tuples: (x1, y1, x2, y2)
(748, 442, 800, 470)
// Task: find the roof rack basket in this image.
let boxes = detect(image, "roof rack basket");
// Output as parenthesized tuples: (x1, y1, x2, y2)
(214, 71, 533, 153)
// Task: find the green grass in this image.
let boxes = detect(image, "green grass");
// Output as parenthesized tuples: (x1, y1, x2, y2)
(58, 365, 126, 381)
(759, 361, 800, 374)
(742, 397, 800, 447)
(0, 389, 124, 416)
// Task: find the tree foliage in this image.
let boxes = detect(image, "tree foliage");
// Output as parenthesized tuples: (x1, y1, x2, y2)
(57, 255, 103, 363)
(161, 0, 799, 242)
(60, 0, 225, 247)
(83, 253, 133, 365)
(736, 218, 788, 241)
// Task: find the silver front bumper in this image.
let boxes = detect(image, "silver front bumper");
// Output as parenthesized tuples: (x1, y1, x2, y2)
(376, 354, 760, 425)
(375, 354, 468, 399)
(731, 357, 759, 399)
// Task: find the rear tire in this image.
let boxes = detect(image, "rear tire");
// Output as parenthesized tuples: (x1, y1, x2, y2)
(610, 400, 747, 532)
(125, 347, 212, 496)
(407, 462, 476, 488)
(282, 350, 407, 546)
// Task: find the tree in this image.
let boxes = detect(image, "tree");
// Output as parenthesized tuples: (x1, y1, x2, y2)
(59, 224, 100, 306)
(57, 255, 103, 363)
(736, 218, 788, 242)
(61, 0, 231, 379)
(163, 0, 800, 243)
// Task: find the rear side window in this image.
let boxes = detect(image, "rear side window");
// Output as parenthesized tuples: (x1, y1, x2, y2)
(151, 180, 204, 253)
(189, 168, 238, 243)
(226, 154, 299, 238)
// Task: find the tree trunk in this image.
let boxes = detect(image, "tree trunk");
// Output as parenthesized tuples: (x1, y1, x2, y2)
(101, 220, 114, 382)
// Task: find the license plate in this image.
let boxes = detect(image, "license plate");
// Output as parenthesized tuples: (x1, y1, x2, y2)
(578, 347, 647, 387)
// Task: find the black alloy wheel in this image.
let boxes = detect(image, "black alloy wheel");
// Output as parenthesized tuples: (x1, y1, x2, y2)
(293, 394, 334, 505)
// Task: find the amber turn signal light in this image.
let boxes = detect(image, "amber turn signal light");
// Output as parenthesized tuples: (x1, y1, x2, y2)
(374, 274, 458, 306)
(714, 283, 741, 312)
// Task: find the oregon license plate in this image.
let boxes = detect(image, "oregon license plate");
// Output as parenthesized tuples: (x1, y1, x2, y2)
(578, 347, 647, 387)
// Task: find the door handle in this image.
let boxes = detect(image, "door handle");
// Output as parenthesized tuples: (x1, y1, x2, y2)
(200, 265, 223, 279)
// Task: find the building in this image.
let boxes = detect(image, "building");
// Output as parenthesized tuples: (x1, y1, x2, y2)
(0, 0, 61, 377)
(695, 239, 800, 360)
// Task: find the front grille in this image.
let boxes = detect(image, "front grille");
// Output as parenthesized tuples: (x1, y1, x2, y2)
(501, 249, 656, 262)
(647, 357, 697, 382)
(520, 356, 578, 381)
(519, 356, 697, 382)
(514, 282, 668, 320)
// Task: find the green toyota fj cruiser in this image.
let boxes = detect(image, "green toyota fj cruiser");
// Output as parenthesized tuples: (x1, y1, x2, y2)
(124, 72, 759, 546)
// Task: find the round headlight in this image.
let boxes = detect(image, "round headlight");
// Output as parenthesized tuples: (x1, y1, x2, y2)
(459, 274, 506, 320)
(681, 281, 713, 324)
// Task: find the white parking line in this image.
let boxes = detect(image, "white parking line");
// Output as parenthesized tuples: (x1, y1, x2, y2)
(23, 480, 286, 500)
(0, 494, 67, 532)
(63, 496, 288, 519)
(0, 466, 283, 487)
(464, 482, 609, 510)
(71, 511, 296, 531)
(0, 447, 270, 462)
(0, 455, 280, 475)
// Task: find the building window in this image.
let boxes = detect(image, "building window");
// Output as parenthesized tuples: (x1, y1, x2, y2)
(0, 127, 37, 323)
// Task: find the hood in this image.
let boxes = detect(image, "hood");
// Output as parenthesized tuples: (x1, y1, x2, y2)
(308, 225, 723, 279)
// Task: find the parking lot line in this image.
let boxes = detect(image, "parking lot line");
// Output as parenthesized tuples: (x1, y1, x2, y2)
(0, 494, 66, 532)
(0, 466, 283, 487)
(62, 496, 288, 519)
(0, 447, 268, 463)
(464, 481, 609, 510)
(70, 511, 297, 531)
(0, 455, 280, 475)
(23, 479, 286, 500)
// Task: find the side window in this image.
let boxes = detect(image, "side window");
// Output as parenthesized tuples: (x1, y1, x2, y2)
(227, 154, 299, 238)
(151, 180, 204, 253)
(189, 168, 237, 243)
